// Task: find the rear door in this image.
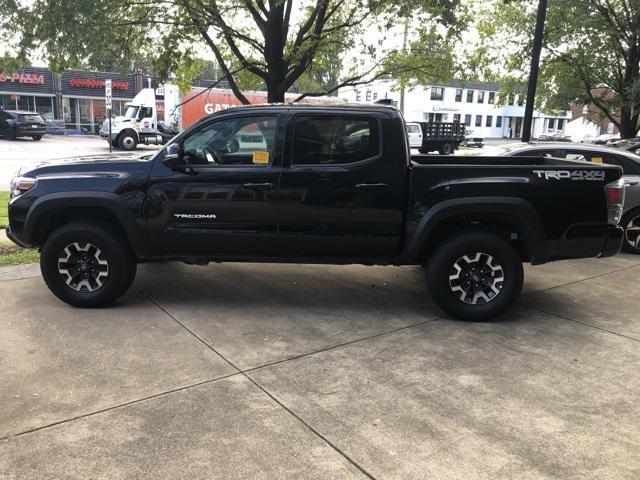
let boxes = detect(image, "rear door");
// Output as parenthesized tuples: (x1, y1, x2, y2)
(276, 112, 400, 258)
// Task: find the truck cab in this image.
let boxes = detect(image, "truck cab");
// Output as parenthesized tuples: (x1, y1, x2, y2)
(100, 86, 180, 150)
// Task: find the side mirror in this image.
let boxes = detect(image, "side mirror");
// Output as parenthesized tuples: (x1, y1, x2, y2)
(163, 143, 183, 167)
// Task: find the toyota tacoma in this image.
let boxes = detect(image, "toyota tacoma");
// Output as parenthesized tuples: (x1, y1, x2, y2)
(6, 104, 625, 320)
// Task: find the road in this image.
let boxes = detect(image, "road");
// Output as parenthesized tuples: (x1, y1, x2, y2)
(0, 135, 159, 190)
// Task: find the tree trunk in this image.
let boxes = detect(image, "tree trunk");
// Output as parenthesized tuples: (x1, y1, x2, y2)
(619, 108, 640, 138)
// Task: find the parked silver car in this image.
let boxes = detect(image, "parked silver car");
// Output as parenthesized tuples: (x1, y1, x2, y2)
(497, 143, 640, 254)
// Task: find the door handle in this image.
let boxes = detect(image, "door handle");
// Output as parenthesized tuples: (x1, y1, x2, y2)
(625, 180, 639, 186)
(243, 182, 275, 191)
(355, 183, 388, 191)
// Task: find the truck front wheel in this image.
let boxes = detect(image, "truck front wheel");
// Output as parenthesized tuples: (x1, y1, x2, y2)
(118, 131, 138, 150)
(425, 231, 523, 321)
(40, 222, 137, 307)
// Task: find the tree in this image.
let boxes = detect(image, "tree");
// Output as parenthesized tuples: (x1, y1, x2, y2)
(476, 0, 640, 138)
(1, 0, 466, 104)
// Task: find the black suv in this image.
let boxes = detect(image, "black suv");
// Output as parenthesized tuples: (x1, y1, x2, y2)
(0, 109, 47, 141)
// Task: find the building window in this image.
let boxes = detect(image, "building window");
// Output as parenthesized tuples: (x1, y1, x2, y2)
(486, 115, 493, 127)
(477, 91, 485, 103)
(366, 90, 371, 101)
(557, 118, 564, 130)
(508, 95, 514, 106)
(373, 92, 378, 100)
(464, 114, 471, 126)
(431, 87, 444, 101)
(548, 118, 556, 129)
(466, 90, 474, 102)
(517, 96, 525, 106)
(488, 92, 495, 104)
(453, 113, 461, 122)
(355, 90, 361, 101)
(496, 116, 502, 128)
(475, 115, 482, 127)
(455, 89, 462, 102)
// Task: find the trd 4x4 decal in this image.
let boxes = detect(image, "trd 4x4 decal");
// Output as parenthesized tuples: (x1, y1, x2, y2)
(532, 170, 605, 181)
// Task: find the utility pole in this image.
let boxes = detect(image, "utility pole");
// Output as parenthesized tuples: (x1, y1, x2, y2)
(521, 0, 548, 142)
(399, 18, 409, 114)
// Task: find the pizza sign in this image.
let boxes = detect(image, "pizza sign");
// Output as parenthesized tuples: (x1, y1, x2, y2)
(0, 72, 45, 85)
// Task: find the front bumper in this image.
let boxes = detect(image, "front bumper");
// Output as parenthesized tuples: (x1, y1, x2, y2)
(599, 224, 624, 258)
(5, 226, 30, 249)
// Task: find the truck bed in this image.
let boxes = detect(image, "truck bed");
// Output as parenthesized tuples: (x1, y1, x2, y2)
(407, 155, 623, 263)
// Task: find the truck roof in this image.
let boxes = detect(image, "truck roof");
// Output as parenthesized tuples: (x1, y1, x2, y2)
(210, 102, 398, 112)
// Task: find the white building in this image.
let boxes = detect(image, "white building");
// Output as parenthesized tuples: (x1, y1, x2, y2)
(338, 79, 572, 139)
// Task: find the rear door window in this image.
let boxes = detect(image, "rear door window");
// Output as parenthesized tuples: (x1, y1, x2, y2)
(292, 115, 380, 166)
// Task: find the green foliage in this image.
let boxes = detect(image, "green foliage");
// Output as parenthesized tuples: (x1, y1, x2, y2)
(0, 241, 40, 267)
(0, 0, 468, 103)
(0, 191, 9, 228)
(477, 0, 640, 138)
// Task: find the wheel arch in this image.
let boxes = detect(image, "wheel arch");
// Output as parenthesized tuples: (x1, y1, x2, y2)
(23, 192, 148, 259)
(407, 197, 547, 264)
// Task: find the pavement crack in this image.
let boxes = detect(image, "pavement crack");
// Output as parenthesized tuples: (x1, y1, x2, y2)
(520, 303, 640, 343)
(0, 372, 241, 442)
(521, 262, 640, 297)
(134, 285, 388, 479)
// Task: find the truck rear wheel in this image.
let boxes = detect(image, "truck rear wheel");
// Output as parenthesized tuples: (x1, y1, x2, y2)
(41, 222, 137, 307)
(621, 209, 640, 254)
(438, 143, 454, 155)
(425, 231, 523, 321)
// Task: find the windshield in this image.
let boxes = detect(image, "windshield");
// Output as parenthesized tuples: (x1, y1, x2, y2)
(124, 106, 139, 119)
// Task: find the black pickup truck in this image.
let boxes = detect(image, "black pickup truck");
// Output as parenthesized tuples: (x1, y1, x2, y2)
(6, 104, 625, 320)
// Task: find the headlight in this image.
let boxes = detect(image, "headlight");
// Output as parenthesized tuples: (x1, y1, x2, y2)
(10, 176, 37, 197)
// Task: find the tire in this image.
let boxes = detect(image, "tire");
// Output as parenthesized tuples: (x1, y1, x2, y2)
(438, 143, 454, 155)
(32, 135, 42, 141)
(118, 131, 138, 151)
(4, 127, 16, 140)
(425, 231, 523, 321)
(621, 209, 640, 254)
(40, 222, 137, 307)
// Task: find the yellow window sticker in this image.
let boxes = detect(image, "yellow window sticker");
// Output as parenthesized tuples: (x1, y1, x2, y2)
(253, 151, 270, 164)
(591, 156, 603, 164)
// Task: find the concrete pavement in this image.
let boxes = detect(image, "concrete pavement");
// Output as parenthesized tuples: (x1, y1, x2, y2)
(1, 256, 640, 479)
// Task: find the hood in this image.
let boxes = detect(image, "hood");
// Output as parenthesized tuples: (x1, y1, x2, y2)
(19, 152, 155, 176)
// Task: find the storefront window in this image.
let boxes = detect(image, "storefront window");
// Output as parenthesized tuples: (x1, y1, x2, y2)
(63, 97, 78, 131)
(78, 98, 93, 134)
(92, 99, 107, 132)
(0, 94, 16, 110)
(16, 95, 32, 111)
(35, 97, 54, 116)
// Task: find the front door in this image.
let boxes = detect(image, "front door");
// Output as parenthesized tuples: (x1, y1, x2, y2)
(406, 123, 423, 148)
(276, 112, 400, 258)
(146, 113, 284, 256)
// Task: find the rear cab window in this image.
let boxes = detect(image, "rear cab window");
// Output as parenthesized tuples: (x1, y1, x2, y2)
(291, 115, 380, 166)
